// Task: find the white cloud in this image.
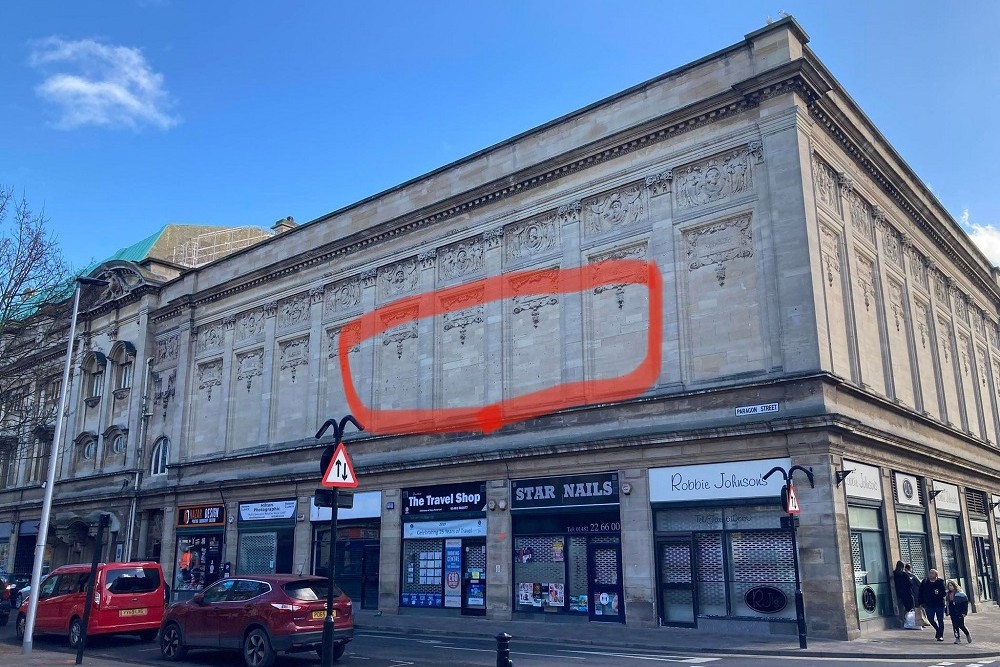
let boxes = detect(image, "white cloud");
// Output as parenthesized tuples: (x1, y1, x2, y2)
(963, 209, 1000, 267)
(28, 37, 178, 131)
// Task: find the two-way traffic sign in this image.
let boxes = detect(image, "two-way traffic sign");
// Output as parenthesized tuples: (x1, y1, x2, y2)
(782, 482, 801, 515)
(321, 442, 358, 488)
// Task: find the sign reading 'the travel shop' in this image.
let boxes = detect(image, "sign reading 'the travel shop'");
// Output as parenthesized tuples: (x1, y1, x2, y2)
(510, 472, 620, 510)
(402, 482, 487, 516)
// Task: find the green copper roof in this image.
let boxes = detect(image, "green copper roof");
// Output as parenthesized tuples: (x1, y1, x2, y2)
(103, 226, 165, 262)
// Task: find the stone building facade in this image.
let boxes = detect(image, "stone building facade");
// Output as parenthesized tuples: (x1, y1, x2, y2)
(2, 18, 1000, 641)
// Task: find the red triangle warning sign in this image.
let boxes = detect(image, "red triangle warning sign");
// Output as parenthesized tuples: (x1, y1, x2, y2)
(321, 443, 358, 488)
(784, 482, 801, 515)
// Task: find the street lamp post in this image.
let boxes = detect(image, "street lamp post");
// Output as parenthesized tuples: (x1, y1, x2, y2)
(22, 276, 108, 655)
(762, 464, 814, 650)
(315, 415, 363, 667)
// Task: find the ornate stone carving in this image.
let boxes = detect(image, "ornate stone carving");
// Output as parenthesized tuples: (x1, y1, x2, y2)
(327, 326, 360, 358)
(557, 200, 581, 224)
(223, 315, 236, 330)
(684, 214, 754, 287)
(676, 147, 755, 211)
(954, 291, 969, 324)
(153, 369, 175, 414)
(325, 278, 362, 314)
(914, 301, 929, 348)
(309, 287, 324, 304)
(264, 302, 278, 319)
(236, 349, 264, 392)
(378, 259, 418, 301)
(156, 334, 179, 365)
(819, 225, 842, 287)
(589, 242, 648, 310)
(645, 170, 673, 197)
(883, 225, 901, 267)
(856, 258, 876, 313)
(438, 238, 484, 281)
(196, 323, 223, 354)
(910, 248, 929, 290)
(198, 360, 223, 401)
(837, 172, 854, 192)
(959, 333, 971, 376)
(504, 214, 559, 262)
(812, 154, 839, 212)
(483, 228, 504, 250)
(236, 309, 265, 343)
(360, 268, 377, 287)
(990, 322, 999, 348)
(380, 307, 418, 359)
(510, 270, 559, 328)
(978, 351, 988, 388)
(887, 280, 905, 333)
(89, 265, 148, 308)
(848, 191, 875, 243)
(513, 295, 559, 328)
(583, 184, 645, 235)
(107, 324, 119, 341)
(443, 302, 484, 344)
(279, 337, 309, 383)
(418, 249, 438, 270)
(937, 317, 953, 363)
(973, 307, 985, 337)
(748, 141, 764, 164)
(934, 271, 949, 307)
(278, 294, 309, 329)
(872, 206, 889, 228)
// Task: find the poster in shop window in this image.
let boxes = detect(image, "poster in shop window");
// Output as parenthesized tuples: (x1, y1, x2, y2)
(518, 582, 534, 605)
(551, 538, 564, 562)
(547, 583, 565, 606)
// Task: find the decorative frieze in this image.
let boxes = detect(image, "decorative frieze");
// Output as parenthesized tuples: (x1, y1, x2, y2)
(264, 302, 278, 319)
(855, 257, 876, 313)
(748, 140, 764, 164)
(327, 326, 360, 358)
(443, 296, 485, 345)
(223, 315, 236, 330)
(277, 294, 310, 329)
(509, 270, 559, 328)
(156, 334, 179, 365)
(325, 278, 362, 315)
(309, 287, 324, 304)
(195, 323, 223, 354)
(378, 258, 419, 301)
(589, 242, 648, 310)
(583, 184, 645, 235)
(644, 170, 673, 197)
(236, 349, 264, 392)
(887, 280, 905, 333)
(675, 146, 755, 212)
(483, 228, 504, 250)
(848, 190, 875, 243)
(438, 238, 484, 281)
(910, 247, 929, 291)
(279, 337, 309, 383)
(236, 308, 265, 344)
(882, 224, 902, 267)
(937, 316, 953, 363)
(418, 249, 438, 270)
(557, 200, 581, 224)
(958, 332, 971, 376)
(198, 360, 223, 402)
(381, 307, 419, 359)
(360, 268, 377, 287)
(954, 291, 969, 325)
(819, 224, 842, 287)
(933, 271, 949, 306)
(683, 214, 754, 287)
(812, 154, 840, 213)
(504, 214, 559, 262)
(914, 301, 929, 348)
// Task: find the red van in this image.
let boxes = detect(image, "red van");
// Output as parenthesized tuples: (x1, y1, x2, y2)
(15, 561, 166, 647)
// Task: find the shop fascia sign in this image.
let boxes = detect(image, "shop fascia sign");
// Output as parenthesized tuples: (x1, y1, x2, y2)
(402, 482, 487, 516)
(177, 503, 226, 528)
(970, 519, 989, 537)
(893, 472, 921, 507)
(843, 460, 882, 501)
(403, 518, 486, 539)
(647, 458, 790, 503)
(239, 499, 297, 521)
(932, 481, 961, 513)
(510, 472, 619, 510)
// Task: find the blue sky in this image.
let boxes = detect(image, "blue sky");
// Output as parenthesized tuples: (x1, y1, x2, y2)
(3, 1, 999, 270)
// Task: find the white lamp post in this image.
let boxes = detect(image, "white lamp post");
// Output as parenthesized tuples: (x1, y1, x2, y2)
(22, 276, 107, 655)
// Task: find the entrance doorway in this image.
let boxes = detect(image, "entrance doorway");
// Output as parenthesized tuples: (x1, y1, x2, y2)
(361, 544, 380, 609)
(462, 539, 487, 615)
(656, 538, 696, 627)
(973, 536, 996, 603)
(587, 542, 624, 623)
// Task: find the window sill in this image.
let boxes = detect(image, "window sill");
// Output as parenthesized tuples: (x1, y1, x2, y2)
(84, 397, 101, 409)
(113, 388, 130, 401)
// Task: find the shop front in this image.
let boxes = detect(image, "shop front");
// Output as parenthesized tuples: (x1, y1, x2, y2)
(932, 481, 968, 593)
(311, 490, 382, 608)
(893, 471, 929, 580)
(399, 482, 487, 614)
(510, 471, 623, 623)
(173, 503, 226, 601)
(649, 457, 795, 631)
(237, 499, 296, 575)
(13, 519, 40, 575)
(965, 489, 995, 603)
(843, 460, 892, 625)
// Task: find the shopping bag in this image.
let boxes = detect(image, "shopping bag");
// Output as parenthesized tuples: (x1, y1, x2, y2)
(903, 610, 917, 629)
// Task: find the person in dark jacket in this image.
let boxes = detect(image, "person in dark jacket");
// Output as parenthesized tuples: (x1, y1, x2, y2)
(893, 560, 915, 624)
(918, 569, 948, 641)
(905, 564, 930, 627)
(946, 580, 972, 644)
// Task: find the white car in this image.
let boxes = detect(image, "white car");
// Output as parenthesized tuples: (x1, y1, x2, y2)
(12, 583, 31, 609)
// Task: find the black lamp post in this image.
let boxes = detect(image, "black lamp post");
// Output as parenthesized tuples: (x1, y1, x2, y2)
(315, 415, 363, 667)
(762, 464, 814, 650)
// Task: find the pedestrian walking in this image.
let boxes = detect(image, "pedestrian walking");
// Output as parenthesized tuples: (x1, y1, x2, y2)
(918, 568, 947, 641)
(905, 564, 930, 628)
(946, 580, 972, 644)
(893, 560, 916, 627)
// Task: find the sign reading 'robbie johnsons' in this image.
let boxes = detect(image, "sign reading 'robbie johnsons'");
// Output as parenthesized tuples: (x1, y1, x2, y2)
(842, 461, 882, 501)
(648, 458, 790, 503)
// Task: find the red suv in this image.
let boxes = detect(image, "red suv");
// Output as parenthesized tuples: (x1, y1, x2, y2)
(159, 575, 353, 667)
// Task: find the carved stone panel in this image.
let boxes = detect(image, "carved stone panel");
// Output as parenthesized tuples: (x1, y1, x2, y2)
(583, 184, 646, 235)
(236, 349, 264, 393)
(990, 322, 999, 348)
(198, 360, 223, 402)
(236, 308, 265, 344)
(958, 332, 971, 377)
(914, 301, 930, 349)
(937, 316, 953, 364)
(378, 258, 419, 302)
(324, 277, 363, 316)
(812, 154, 840, 214)
(504, 214, 559, 263)
(277, 294, 310, 330)
(934, 272, 950, 308)
(910, 247, 929, 291)
(882, 224, 902, 267)
(509, 270, 559, 328)
(156, 334, 179, 366)
(441, 289, 485, 345)
(196, 323, 223, 354)
(438, 237, 484, 281)
(683, 214, 754, 287)
(674, 146, 755, 212)
(887, 279, 906, 333)
(954, 291, 969, 325)
(279, 337, 309, 383)
(819, 224, 842, 288)
(588, 241, 649, 310)
(380, 307, 419, 359)
(855, 256, 876, 313)
(327, 326, 360, 358)
(848, 191, 875, 244)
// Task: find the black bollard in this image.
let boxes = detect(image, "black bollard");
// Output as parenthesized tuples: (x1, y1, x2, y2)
(495, 632, 513, 667)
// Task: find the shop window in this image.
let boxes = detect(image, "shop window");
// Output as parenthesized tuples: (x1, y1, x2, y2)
(150, 437, 169, 476)
(401, 539, 444, 607)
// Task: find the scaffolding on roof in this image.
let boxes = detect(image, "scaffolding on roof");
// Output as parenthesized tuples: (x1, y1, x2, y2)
(172, 227, 273, 268)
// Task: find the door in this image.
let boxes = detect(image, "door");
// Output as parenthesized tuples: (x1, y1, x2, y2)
(184, 579, 235, 648)
(34, 573, 62, 632)
(973, 536, 996, 602)
(587, 542, 624, 623)
(461, 539, 486, 615)
(361, 544, 380, 609)
(657, 538, 696, 627)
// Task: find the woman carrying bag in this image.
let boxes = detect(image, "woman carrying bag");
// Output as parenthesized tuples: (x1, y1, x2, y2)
(946, 580, 972, 644)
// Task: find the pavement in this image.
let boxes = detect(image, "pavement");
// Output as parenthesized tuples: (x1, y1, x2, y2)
(2, 603, 1000, 665)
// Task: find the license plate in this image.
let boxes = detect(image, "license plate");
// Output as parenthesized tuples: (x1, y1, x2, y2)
(311, 610, 334, 620)
(119, 608, 148, 617)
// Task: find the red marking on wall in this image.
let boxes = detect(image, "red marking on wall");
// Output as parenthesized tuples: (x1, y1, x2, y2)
(338, 260, 662, 435)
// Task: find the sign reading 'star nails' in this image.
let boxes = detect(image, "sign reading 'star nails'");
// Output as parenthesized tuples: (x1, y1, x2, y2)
(510, 472, 619, 510)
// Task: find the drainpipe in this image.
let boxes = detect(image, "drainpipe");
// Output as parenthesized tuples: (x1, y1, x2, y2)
(125, 357, 153, 561)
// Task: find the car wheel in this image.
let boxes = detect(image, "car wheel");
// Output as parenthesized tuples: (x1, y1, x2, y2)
(138, 629, 158, 642)
(15, 613, 26, 640)
(13, 593, 22, 609)
(243, 628, 276, 667)
(160, 622, 188, 661)
(68, 618, 84, 649)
